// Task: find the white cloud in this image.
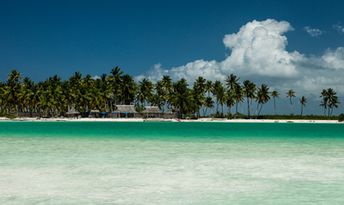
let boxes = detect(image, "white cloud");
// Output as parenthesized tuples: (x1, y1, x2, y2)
(221, 19, 302, 77)
(139, 19, 344, 95)
(322, 47, 344, 69)
(92, 75, 101, 80)
(136, 64, 169, 82)
(333, 23, 344, 33)
(304, 26, 323, 37)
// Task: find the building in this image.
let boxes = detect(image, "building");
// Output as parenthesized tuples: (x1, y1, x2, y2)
(142, 106, 177, 118)
(112, 105, 139, 118)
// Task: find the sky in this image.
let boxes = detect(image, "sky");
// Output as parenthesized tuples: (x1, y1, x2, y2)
(1, 0, 344, 114)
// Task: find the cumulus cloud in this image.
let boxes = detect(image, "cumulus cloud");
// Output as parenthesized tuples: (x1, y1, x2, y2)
(304, 26, 323, 37)
(221, 19, 302, 77)
(139, 19, 344, 95)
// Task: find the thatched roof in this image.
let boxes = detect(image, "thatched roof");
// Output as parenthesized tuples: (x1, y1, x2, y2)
(114, 105, 137, 113)
(66, 111, 80, 115)
(142, 106, 161, 113)
(66, 106, 80, 115)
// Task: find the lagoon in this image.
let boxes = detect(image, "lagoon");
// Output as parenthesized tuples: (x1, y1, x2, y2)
(0, 122, 344, 204)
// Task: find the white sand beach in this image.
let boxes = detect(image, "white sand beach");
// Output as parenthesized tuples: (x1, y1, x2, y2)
(0, 117, 340, 123)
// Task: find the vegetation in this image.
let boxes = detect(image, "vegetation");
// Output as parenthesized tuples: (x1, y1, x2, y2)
(299, 96, 307, 116)
(338, 113, 344, 122)
(271, 90, 279, 115)
(286, 89, 296, 114)
(0, 68, 341, 119)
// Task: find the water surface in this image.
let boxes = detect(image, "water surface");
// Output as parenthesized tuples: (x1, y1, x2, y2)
(0, 122, 343, 204)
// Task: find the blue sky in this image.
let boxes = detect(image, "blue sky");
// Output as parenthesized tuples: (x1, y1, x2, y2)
(1, 0, 344, 115)
(1, 0, 343, 80)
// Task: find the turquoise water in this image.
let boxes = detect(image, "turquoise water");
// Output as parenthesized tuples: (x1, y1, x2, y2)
(0, 122, 344, 204)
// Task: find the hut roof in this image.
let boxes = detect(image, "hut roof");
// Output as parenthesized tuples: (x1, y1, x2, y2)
(142, 106, 161, 113)
(66, 106, 80, 115)
(66, 111, 80, 115)
(114, 105, 137, 113)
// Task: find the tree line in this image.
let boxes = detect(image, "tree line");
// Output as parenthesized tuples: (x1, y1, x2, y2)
(0, 67, 340, 118)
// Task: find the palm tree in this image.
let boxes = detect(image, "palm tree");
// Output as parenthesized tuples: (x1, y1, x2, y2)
(225, 74, 240, 91)
(120, 74, 136, 105)
(286, 89, 296, 114)
(137, 78, 154, 108)
(256, 84, 270, 116)
(6, 70, 22, 115)
(243, 80, 256, 118)
(233, 85, 243, 116)
(38, 75, 65, 117)
(299, 96, 307, 116)
(203, 97, 214, 116)
(171, 78, 192, 118)
(110, 66, 123, 106)
(271, 90, 279, 115)
(212, 81, 226, 116)
(162, 76, 173, 110)
(67, 72, 83, 112)
(155, 80, 165, 111)
(226, 91, 235, 117)
(205, 80, 213, 97)
(320, 89, 328, 116)
(326, 88, 339, 116)
(98, 74, 113, 112)
(86, 77, 103, 112)
(18, 77, 35, 116)
(225, 74, 240, 115)
(192, 76, 206, 117)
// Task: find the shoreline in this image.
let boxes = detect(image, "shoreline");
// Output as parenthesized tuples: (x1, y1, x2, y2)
(0, 117, 341, 123)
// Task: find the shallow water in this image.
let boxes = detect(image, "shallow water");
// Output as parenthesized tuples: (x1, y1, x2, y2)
(0, 122, 344, 204)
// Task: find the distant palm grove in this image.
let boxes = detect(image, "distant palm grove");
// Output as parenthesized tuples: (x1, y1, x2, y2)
(0, 67, 340, 119)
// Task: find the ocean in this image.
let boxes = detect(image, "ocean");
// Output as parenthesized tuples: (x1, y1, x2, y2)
(0, 122, 343, 204)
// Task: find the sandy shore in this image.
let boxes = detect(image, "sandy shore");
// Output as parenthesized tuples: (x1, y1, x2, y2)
(0, 117, 341, 123)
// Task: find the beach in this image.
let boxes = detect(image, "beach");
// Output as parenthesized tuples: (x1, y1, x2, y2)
(0, 117, 341, 123)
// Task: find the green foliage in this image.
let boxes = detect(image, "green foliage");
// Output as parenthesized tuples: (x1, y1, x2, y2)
(338, 113, 344, 122)
(5, 113, 17, 119)
(0, 70, 341, 119)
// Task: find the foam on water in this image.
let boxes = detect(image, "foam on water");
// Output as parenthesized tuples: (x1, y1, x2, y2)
(0, 122, 344, 204)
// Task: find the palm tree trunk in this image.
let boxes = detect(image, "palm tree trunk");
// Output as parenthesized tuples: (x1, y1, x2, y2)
(216, 100, 219, 114)
(255, 103, 259, 118)
(300, 105, 303, 116)
(289, 98, 293, 114)
(247, 97, 250, 118)
(258, 104, 263, 116)
(273, 97, 276, 115)
(235, 102, 238, 115)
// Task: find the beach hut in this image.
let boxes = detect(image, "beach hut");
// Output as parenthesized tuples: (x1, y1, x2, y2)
(89, 110, 100, 118)
(65, 110, 80, 118)
(113, 105, 138, 118)
(161, 111, 177, 119)
(142, 106, 163, 118)
(65, 106, 80, 118)
(100, 111, 109, 118)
